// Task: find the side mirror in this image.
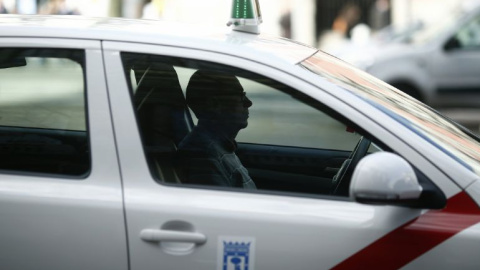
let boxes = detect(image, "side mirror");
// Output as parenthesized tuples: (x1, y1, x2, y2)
(444, 36, 461, 51)
(350, 152, 422, 205)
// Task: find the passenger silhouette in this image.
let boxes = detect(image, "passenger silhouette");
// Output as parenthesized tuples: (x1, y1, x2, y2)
(178, 70, 256, 189)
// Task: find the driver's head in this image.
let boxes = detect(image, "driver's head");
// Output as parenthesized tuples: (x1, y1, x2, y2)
(186, 69, 252, 128)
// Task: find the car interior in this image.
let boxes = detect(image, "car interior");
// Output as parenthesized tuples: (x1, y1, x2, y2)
(130, 59, 193, 183)
(122, 53, 374, 198)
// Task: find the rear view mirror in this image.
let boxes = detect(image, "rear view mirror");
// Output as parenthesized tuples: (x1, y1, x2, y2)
(350, 152, 445, 209)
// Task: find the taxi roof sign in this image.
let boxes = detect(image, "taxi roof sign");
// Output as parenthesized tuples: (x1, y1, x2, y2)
(227, 0, 263, 34)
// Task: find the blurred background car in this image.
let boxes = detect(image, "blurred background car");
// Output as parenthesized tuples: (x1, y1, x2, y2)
(335, 0, 480, 108)
(372, 20, 424, 44)
(322, 20, 424, 68)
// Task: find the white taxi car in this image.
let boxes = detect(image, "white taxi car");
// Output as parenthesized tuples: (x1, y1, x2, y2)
(0, 1, 480, 270)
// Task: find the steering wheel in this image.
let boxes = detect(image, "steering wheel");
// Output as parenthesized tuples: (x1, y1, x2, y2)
(331, 136, 371, 196)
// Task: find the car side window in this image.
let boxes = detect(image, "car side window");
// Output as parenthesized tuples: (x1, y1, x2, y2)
(455, 14, 480, 49)
(234, 77, 360, 150)
(0, 48, 89, 177)
(121, 52, 380, 197)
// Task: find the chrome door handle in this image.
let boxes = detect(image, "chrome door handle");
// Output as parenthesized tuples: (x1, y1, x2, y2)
(140, 229, 207, 245)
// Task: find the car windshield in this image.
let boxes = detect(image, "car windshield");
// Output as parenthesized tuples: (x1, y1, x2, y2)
(300, 51, 480, 176)
(373, 21, 423, 44)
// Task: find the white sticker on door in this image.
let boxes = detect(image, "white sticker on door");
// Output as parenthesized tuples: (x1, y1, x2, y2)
(217, 236, 255, 270)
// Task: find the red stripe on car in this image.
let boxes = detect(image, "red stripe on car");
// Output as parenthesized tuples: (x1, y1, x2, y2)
(331, 192, 480, 270)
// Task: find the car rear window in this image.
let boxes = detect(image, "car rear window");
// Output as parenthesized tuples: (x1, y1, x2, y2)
(0, 48, 89, 177)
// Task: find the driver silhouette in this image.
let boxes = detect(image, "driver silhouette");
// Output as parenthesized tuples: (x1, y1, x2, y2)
(177, 70, 256, 189)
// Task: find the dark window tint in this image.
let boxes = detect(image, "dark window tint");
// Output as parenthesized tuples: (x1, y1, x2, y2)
(0, 48, 89, 177)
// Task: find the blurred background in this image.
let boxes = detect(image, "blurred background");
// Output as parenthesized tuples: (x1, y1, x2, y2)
(1, 0, 479, 133)
(0, 0, 471, 46)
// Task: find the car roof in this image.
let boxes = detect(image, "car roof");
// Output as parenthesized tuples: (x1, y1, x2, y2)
(0, 15, 317, 65)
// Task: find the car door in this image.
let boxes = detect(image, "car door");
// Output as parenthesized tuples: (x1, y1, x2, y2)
(0, 39, 128, 270)
(430, 11, 480, 106)
(103, 41, 463, 270)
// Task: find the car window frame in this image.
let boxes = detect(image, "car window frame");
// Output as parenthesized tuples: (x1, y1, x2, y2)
(453, 12, 480, 50)
(0, 37, 128, 270)
(103, 40, 461, 200)
(0, 43, 89, 178)
(0, 37, 121, 186)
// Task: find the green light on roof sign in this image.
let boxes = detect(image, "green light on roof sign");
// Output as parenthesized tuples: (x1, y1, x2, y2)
(227, 0, 262, 34)
(231, 0, 255, 19)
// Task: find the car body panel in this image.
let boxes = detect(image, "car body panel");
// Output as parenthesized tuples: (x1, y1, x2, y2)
(332, 191, 480, 270)
(402, 191, 480, 270)
(0, 38, 128, 270)
(467, 180, 480, 206)
(429, 45, 480, 105)
(404, 222, 480, 270)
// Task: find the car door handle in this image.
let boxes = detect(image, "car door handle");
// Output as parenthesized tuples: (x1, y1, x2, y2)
(140, 229, 207, 245)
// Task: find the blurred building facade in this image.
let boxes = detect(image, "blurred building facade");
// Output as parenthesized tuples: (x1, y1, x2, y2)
(3, 0, 110, 15)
